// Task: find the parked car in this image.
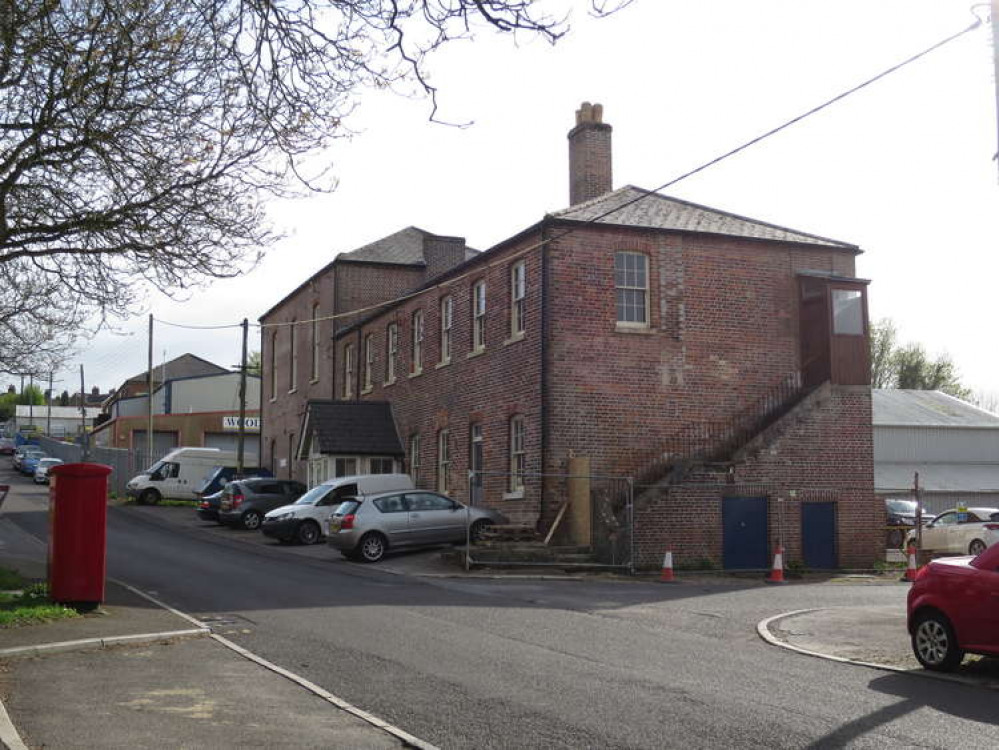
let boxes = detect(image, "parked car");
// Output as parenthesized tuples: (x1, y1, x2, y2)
(885, 498, 934, 548)
(904, 507, 999, 557)
(0, 437, 14, 455)
(907, 542, 999, 671)
(326, 489, 507, 563)
(195, 490, 226, 522)
(195, 465, 273, 498)
(217, 478, 307, 530)
(19, 452, 48, 476)
(33, 458, 63, 484)
(262, 474, 414, 545)
(12, 445, 43, 471)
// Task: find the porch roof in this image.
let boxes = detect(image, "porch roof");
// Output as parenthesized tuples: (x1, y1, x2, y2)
(301, 400, 403, 457)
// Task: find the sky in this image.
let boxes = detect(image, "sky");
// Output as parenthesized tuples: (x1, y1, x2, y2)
(26, 0, 999, 400)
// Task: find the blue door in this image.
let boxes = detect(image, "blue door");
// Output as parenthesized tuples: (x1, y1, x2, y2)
(722, 497, 768, 570)
(802, 502, 837, 569)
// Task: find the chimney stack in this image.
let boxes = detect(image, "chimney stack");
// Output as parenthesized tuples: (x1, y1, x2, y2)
(567, 102, 612, 205)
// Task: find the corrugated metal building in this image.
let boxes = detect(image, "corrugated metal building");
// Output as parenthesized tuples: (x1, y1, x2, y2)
(874, 389, 999, 515)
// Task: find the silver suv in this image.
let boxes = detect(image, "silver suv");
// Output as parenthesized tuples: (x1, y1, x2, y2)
(327, 490, 506, 562)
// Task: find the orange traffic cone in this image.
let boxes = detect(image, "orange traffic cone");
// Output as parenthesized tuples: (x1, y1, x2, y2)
(659, 550, 678, 583)
(765, 545, 786, 584)
(901, 545, 918, 582)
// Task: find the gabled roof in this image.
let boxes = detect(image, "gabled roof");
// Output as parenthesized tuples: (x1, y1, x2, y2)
(873, 390, 999, 428)
(550, 186, 859, 251)
(301, 400, 403, 457)
(123, 353, 229, 384)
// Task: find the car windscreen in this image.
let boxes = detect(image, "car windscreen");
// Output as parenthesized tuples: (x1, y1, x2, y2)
(332, 500, 361, 516)
(886, 499, 917, 514)
(294, 485, 333, 505)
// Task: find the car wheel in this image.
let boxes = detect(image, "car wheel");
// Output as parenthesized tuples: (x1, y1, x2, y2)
(139, 489, 161, 505)
(296, 521, 321, 545)
(912, 610, 964, 672)
(968, 539, 987, 556)
(241, 510, 263, 531)
(469, 519, 492, 544)
(357, 532, 387, 563)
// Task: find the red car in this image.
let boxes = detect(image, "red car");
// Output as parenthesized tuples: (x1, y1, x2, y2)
(907, 543, 999, 671)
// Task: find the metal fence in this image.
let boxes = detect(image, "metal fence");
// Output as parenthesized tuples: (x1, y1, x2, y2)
(36, 436, 155, 498)
(463, 470, 634, 573)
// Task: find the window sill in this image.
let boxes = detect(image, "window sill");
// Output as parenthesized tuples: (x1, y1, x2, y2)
(384, 378, 396, 388)
(288, 387, 298, 394)
(466, 348, 486, 360)
(502, 490, 525, 501)
(435, 360, 451, 370)
(503, 333, 525, 347)
(309, 378, 320, 385)
(614, 324, 653, 335)
(408, 370, 423, 379)
(360, 386, 373, 395)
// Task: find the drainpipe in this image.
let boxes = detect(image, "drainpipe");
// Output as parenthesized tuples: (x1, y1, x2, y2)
(539, 220, 550, 524)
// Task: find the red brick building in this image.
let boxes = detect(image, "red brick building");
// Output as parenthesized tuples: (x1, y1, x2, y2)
(263, 103, 879, 570)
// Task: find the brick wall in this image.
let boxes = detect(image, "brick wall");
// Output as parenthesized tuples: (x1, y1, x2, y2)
(634, 386, 880, 570)
(335, 233, 545, 524)
(543, 223, 859, 481)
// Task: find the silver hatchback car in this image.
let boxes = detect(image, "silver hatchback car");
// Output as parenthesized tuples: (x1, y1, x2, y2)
(327, 489, 506, 562)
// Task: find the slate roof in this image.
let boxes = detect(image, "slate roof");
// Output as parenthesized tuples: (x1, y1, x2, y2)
(550, 186, 859, 250)
(124, 353, 229, 384)
(873, 390, 999, 428)
(338, 226, 477, 266)
(303, 400, 403, 456)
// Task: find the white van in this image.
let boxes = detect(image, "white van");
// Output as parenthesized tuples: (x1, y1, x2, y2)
(126, 447, 258, 504)
(260, 474, 413, 545)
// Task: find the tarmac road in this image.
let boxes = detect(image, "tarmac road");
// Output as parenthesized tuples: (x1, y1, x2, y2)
(4, 473, 997, 749)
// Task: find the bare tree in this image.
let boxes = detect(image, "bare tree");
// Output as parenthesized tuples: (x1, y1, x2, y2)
(0, 0, 632, 373)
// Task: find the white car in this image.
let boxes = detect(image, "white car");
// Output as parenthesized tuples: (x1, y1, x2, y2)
(33, 457, 64, 484)
(905, 507, 999, 557)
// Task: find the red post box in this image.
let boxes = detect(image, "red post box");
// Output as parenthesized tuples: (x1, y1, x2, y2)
(48, 463, 113, 610)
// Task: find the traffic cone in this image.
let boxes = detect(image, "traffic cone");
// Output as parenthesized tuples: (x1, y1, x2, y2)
(659, 550, 678, 583)
(901, 545, 918, 582)
(765, 545, 786, 584)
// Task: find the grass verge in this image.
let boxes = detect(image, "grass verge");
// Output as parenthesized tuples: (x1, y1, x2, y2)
(0, 570, 81, 628)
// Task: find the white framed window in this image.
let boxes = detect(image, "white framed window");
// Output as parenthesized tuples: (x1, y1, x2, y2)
(409, 433, 421, 484)
(440, 296, 453, 364)
(411, 310, 424, 374)
(472, 280, 486, 351)
(614, 252, 649, 326)
(437, 429, 450, 493)
(270, 331, 277, 400)
(288, 320, 298, 391)
(335, 457, 357, 477)
(310, 304, 320, 381)
(363, 334, 374, 390)
(509, 415, 525, 492)
(386, 323, 398, 383)
(511, 261, 526, 336)
(343, 344, 354, 399)
(369, 457, 395, 474)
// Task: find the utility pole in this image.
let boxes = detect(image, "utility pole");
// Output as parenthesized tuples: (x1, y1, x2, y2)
(147, 313, 154, 469)
(992, 0, 999, 178)
(80, 364, 89, 461)
(237, 318, 249, 478)
(46, 372, 52, 437)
